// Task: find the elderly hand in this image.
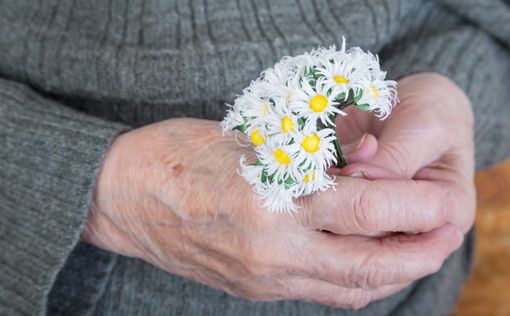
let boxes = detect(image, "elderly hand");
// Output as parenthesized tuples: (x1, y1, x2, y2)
(81, 97, 465, 309)
(336, 72, 476, 235)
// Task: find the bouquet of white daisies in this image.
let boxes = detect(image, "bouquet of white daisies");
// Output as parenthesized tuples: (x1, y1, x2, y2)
(222, 40, 397, 213)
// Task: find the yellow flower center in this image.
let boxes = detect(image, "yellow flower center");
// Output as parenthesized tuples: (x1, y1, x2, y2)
(303, 170, 316, 183)
(370, 86, 379, 99)
(274, 149, 292, 164)
(309, 95, 328, 112)
(262, 103, 270, 115)
(333, 75, 349, 84)
(301, 134, 320, 153)
(281, 116, 294, 133)
(250, 129, 265, 146)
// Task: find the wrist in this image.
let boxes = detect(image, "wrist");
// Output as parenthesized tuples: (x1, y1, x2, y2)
(80, 132, 142, 258)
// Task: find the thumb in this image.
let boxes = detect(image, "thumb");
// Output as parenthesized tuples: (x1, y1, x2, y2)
(327, 133, 379, 176)
(369, 122, 449, 178)
(335, 116, 448, 179)
(341, 133, 379, 163)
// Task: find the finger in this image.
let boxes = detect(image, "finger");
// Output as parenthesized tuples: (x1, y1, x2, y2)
(370, 118, 450, 178)
(335, 105, 372, 144)
(344, 133, 379, 164)
(364, 75, 463, 178)
(415, 167, 476, 234)
(335, 161, 402, 179)
(327, 134, 378, 176)
(301, 224, 463, 290)
(298, 177, 455, 235)
(287, 278, 411, 310)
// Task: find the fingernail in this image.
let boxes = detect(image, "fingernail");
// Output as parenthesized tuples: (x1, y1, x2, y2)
(356, 133, 368, 150)
(349, 171, 368, 179)
(342, 133, 369, 155)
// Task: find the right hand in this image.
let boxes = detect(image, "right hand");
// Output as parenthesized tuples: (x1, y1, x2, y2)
(81, 118, 464, 310)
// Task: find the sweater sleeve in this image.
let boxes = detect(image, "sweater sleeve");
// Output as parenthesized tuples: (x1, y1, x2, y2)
(0, 77, 129, 315)
(381, 0, 510, 169)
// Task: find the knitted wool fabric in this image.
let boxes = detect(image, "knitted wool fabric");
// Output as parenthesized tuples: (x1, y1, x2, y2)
(1, 1, 509, 315)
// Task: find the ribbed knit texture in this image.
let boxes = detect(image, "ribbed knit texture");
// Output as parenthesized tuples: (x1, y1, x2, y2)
(0, 78, 127, 315)
(0, 0, 509, 315)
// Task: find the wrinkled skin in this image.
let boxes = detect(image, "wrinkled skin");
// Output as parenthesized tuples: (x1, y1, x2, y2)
(82, 73, 475, 310)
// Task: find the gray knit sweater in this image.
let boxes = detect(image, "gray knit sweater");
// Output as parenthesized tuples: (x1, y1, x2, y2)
(1, 1, 509, 315)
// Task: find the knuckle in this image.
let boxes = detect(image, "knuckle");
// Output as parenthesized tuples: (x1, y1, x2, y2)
(339, 291, 372, 310)
(351, 294, 372, 310)
(352, 189, 376, 233)
(351, 251, 393, 290)
(363, 261, 387, 289)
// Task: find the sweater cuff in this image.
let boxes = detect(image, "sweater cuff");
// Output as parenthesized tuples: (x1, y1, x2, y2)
(381, 25, 510, 169)
(0, 78, 129, 315)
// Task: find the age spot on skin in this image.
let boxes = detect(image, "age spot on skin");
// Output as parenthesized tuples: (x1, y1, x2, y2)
(171, 163, 184, 177)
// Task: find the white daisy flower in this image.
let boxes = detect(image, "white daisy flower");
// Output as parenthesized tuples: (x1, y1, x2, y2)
(348, 47, 379, 70)
(265, 101, 300, 143)
(308, 45, 342, 62)
(294, 168, 335, 196)
(348, 46, 387, 82)
(291, 77, 346, 126)
(261, 55, 307, 86)
(356, 78, 397, 119)
(316, 53, 367, 96)
(236, 90, 272, 132)
(221, 40, 397, 213)
(246, 128, 267, 147)
(259, 182, 299, 214)
(255, 137, 299, 183)
(221, 108, 245, 132)
(292, 127, 338, 172)
(257, 80, 296, 108)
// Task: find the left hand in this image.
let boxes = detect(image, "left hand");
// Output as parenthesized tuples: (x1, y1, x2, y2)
(334, 72, 476, 234)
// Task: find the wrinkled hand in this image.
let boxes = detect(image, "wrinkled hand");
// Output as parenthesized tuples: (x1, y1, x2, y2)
(336, 72, 476, 235)
(81, 74, 467, 309)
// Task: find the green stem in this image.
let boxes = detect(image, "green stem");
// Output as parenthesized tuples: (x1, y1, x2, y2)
(334, 137, 348, 168)
(331, 100, 352, 168)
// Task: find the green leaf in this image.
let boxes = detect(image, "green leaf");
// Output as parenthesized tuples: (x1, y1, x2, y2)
(356, 103, 370, 111)
(297, 117, 306, 129)
(233, 124, 247, 133)
(261, 169, 268, 183)
(254, 159, 263, 166)
(284, 176, 296, 189)
(233, 116, 251, 133)
(353, 90, 363, 103)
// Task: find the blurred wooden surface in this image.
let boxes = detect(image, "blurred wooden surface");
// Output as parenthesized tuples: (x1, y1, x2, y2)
(451, 160, 510, 316)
